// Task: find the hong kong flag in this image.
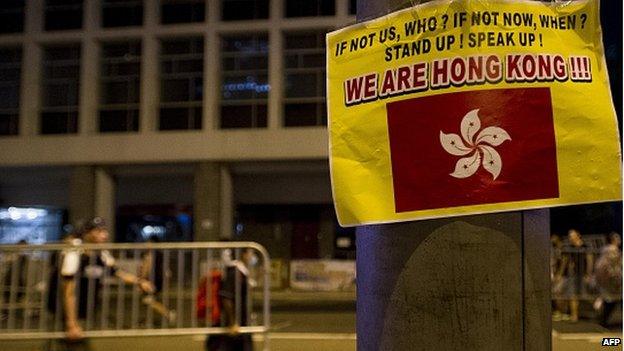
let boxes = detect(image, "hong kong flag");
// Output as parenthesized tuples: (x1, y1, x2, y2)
(387, 87, 559, 213)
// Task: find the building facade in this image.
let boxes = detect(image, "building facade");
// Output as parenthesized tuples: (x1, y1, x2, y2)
(0, 0, 358, 262)
(1, 0, 621, 262)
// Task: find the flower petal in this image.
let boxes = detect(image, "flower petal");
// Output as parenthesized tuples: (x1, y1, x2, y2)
(475, 126, 511, 146)
(479, 145, 502, 180)
(440, 131, 472, 156)
(460, 109, 481, 146)
(450, 151, 481, 179)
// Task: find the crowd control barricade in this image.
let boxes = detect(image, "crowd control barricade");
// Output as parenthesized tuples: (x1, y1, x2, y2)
(552, 243, 622, 303)
(0, 241, 270, 350)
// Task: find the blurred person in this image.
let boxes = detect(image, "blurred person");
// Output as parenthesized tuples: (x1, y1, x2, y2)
(139, 235, 176, 323)
(1, 240, 29, 322)
(594, 232, 622, 327)
(2, 240, 28, 300)
(197, 251, 225, 328)
(550, 234, 563, 280)
(550, 234, 567, 321)
(558, 229, 594, 322)
(60, 217, 154, 348)
(206, 248, 257, 351)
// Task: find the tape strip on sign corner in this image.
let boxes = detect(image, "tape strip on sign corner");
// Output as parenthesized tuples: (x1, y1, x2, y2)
(327, 0, 621, 227)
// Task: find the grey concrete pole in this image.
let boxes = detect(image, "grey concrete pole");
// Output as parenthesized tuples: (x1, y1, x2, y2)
(68, 165, 96, 226)
(193, 162, 222, 241)
(354, 1, 552, 350)
(69, 166, 116, 231)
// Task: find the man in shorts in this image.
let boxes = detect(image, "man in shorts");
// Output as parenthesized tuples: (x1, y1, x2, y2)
(206, 248, 257, 351)
(559, 229, 594, 322)
(62, 217, 154, 342)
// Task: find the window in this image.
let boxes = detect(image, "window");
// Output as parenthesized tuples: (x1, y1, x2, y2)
(161, 0, 205, 24)
(283, 31, 326, 127)
(41, 44, 80, 134)
(220, 35, 269, 129)
(285, 0, 334, 17)
(0, 47, 21, 136)
(222, 0, 269, 21)
(102, 0, 143, 28)
(99, 41, 141, 132)
(0, 1, 24, 34)
(349, 0, 356, 15)
(160, 37, 203, 130)
(45, 0, 83, 31)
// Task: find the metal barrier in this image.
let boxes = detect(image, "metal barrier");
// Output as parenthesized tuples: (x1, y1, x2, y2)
(551, 245, 622, 302)
(0, 241, 270, 350)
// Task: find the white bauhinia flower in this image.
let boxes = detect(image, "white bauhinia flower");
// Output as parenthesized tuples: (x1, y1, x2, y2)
(440, 109, 511, 180)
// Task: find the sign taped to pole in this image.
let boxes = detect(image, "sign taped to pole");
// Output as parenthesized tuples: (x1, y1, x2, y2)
(327, 0, 621, 226)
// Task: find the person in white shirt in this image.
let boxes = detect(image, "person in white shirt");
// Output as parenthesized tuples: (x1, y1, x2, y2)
(61, 217, 154, 341)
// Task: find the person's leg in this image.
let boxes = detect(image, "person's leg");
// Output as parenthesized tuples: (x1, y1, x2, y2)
(43, 339, 55, 351)
(58, 339, 92, 351)
(243, 334, 253, 351)
(206, 335, 228, 351)
(230, 334, 251, 351)
(569, 275, 584, 322)
(142, 294, 175, 323)
(569, 298, 579, 322)
(600, 301, 616, 327)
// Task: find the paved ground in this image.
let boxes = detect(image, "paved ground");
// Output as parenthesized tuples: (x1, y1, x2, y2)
(0, 334, 354, 351)
(1, 315, 621, 351)
(553, 331, 623, 351)
(1, 330, 621, 351)
(0, 292, 621, 350)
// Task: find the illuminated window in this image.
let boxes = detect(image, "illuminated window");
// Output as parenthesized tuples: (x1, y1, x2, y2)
(222, 0, 269, 21)
(99, 41, 141, 132)
(102, 0, 143, 28)
(0, 1, 24, 34)
(283, 31, 326, 127)
(0, 207, 63, 244)
(220, 34, 269, 129)
(45, 0, 83, 31)
(161, 0, 205, 24)
(41, 44, 80, 134)
(160, 37, 203, 130)
(0, 47, 21, 136)
(285, 0, 334, 17)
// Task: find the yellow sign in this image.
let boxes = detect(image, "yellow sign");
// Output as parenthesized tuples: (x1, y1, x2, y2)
(327, 0, 621, 226)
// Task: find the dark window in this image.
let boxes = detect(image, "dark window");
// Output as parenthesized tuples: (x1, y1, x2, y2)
(283, 31, 327, 127)
(160, 107, 202, 130)
(220, 104, 267, 128)
(222, 0, 269, 21)
(99, 109, 139, 132)
(284, 102, 326, 127)
(285, 0, 334, 17)
(0, 1, 24, 34)
(102, 0, 143, 28)
(99, 41, 141, 132)
(159, 37, 203, 130)
(45, 0, 83, 31)
(161, 0, 205, 24)
(0, 47, 21, 136)
(221, 34, 269, 129)
(0, 113, 19, 135)
(349, 0, 356, 15)
(41, 44, 81, 134)
(41, 112, 78, 134)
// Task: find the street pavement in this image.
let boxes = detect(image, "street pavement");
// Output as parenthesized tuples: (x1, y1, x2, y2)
(0, 294, 621, 351)
(0, 326, 620, 351)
